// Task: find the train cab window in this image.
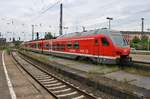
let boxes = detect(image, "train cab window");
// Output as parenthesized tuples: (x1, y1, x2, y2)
(74, 42, 79, 49)
(67, 42, 72, 49)
(101, 37, 109, 46)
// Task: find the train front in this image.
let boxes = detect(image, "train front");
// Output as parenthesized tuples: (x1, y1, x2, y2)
(110, 31, 132, 65)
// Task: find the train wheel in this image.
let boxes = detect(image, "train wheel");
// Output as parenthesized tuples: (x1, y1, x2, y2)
(118, 56, 133, 66)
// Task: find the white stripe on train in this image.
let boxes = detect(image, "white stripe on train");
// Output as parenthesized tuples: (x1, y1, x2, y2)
(28, 48, 119, 60)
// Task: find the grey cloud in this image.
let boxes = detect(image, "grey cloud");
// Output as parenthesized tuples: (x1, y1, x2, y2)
(0, 0, 150, 41)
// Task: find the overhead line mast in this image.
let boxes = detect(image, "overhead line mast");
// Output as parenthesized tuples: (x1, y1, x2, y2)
(59, 2, 63, 35)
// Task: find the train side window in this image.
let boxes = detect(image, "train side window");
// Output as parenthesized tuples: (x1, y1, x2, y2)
(38, 44, 42, 48)
(56, 44, 59, 50)
(60, 44, 64, 50)
(101, 37, 109, 46)
(45, 44, 49, 49)
(67, 42, 72, 49)
(74, 42, 79, 49)
(34, 44, 37, 48)
(95, 39, 98, 45)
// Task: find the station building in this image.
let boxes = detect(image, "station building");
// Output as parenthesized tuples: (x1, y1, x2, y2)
(121, 31, 150, 44)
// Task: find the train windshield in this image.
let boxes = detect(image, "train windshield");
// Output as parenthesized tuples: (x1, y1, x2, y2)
(111, 33, 128, 47)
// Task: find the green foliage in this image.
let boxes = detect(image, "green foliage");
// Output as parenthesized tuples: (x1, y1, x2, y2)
(13, 41, 23, 48)
(131, 35, 150, 50)
(132, 36, 140, 43)
(44, 32, 53, 39)
(141, 35, 148, 42)
(6, 47, 12, 55)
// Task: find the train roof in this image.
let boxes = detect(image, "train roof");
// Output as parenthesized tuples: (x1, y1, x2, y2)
(57, 28, 120, 39)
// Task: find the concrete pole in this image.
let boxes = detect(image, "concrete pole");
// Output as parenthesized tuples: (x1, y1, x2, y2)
(59, 3, 63, 35)
(141, 18, 144, 37)
(32, 25, 34, 40)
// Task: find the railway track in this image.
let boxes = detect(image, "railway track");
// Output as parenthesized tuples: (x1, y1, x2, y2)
(132, 60, 150, 71)
(133, 60, 150, 65)
(12, 52, 99, 99)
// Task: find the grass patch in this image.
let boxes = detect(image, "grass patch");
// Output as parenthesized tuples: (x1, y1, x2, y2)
(123, 67, 150, 77)
(5, 47, 12, 55)
(88, 65, 120, 75)
(24, 51, 49, 63)
(21, 50, 150, 77)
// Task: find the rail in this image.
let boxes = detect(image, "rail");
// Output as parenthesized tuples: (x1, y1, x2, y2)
(11, 51, 98, 99)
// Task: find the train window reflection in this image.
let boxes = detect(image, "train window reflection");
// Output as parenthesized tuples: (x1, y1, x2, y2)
(67, 42, 72, 49)
(74, 42, 79, 49)
(111, 34, 128, 47)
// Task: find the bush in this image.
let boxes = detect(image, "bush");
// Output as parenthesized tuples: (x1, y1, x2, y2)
(131, 35, 150, 50)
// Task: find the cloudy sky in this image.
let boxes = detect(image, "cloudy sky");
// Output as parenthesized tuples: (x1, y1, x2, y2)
(0, 0, 150, 41)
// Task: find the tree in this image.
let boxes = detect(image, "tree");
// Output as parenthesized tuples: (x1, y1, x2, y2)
(44, 32, 53, 39)
(140, 35, 149, 50)
(132, 36, 140, 43)
(131, 36, 140, 49)
(141, 35, 148, 43)
(131, 35, 150, 50)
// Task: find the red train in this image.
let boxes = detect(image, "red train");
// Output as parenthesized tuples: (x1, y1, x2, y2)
(23, 29, 132, 65)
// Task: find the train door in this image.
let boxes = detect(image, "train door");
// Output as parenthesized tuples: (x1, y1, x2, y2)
(93, 38, 100, 56)
(100, 37, 112, 57)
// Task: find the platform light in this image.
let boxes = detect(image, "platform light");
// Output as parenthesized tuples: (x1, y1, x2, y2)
(106, 17, 113, 30)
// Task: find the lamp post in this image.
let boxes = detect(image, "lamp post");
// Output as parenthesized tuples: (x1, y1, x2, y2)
(106, 17, 113, 30)
(148, 36, 150, 51)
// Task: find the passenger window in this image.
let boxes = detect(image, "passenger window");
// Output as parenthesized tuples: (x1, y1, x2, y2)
(45, 44, 49, 49)
(38, 44, 41, 48)
(74, 42, 79, 49)
(56, 44, 60, 50)
(101, 37, 109, 46)
(67, 42, 72, 49)
(61, 44, 65, 50)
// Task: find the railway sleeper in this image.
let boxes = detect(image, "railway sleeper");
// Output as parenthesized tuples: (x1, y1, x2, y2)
(52, 88, 71, 94)
(54, 89, 77, 96)
(48, 85, 66, 90)
(41, 80, 58, 84)
(44, 82, 62, 87)
(56, 91, 79, 98)
(38, 78, 54, 82)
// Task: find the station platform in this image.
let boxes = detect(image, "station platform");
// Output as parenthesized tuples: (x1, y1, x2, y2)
(24, 51, 150, 90)
(0, 50, 54, 99)
(20, 51, 150, 98)
(131, 54, 150, 63)
(0, 51, 11, 99)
